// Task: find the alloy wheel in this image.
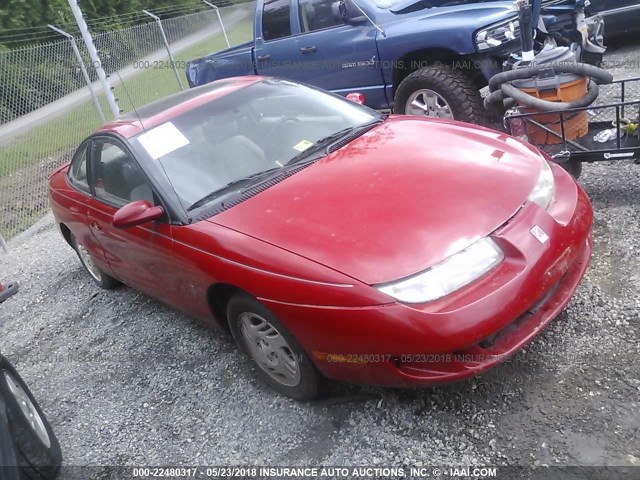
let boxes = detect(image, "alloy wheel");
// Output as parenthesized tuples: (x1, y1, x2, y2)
(76, 243, 102, 282)
(405, 89, 454, 119)
(3, 370, 51, 448)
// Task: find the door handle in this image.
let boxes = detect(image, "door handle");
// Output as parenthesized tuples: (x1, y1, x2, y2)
(257, 54, 271, 61)
(299, 46, 317, 54)
(90, 221, 102, 231)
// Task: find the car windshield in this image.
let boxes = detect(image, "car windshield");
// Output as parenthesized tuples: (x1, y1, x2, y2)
(130, 79, 380, 211)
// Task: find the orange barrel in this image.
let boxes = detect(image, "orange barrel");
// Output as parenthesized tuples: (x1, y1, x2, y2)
(511, 47, 590, 145)
(518, 76, 589, 145)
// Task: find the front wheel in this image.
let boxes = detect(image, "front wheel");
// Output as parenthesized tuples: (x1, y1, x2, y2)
(394, 65, 485, 125)
(561, 159, 583, 180)
(0, 356, 62, 480)
(227, 293, 320, 400)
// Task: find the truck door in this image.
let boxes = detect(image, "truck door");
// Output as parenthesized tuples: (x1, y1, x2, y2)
(255, 0, 387, 108)
(254, 0, 303, 80)
(292, 0, 386, 105)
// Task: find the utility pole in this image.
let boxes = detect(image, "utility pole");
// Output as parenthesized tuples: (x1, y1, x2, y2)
(67, 0, 120, 119)
(0, 232, 8, 254)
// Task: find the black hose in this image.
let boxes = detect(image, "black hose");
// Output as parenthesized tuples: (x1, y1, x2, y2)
(488, 62, 612, 92)
(485, 61, 613, 111)
(508, 80, 598, 110)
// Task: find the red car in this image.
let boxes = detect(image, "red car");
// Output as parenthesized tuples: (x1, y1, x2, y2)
(48, 77, 593, 400)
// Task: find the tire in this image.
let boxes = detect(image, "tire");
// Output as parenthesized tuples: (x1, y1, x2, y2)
(0, 356, 62, 480)
(394, 65, 485, 125)
(227, 293, 320, 400)
(70, 234, 119, 290)
(560, 159, 583, 180)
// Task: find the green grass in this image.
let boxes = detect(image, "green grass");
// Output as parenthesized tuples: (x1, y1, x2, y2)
(0, 18, 253, 178)
(112, 18, 253, 113)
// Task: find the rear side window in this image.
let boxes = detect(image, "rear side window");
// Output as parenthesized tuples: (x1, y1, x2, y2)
(263, 0, 291, 41)
(68, 144, 90, 193)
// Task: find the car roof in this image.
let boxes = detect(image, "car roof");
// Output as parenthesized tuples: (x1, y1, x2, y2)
(95, 76, 265, 139)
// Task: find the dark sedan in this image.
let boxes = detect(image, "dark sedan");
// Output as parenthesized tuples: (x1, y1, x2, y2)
(584, 0, 640, 37)
(1, 282, 61, 479)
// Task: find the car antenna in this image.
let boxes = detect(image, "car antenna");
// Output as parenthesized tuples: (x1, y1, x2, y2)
(115, 70, 147, 132)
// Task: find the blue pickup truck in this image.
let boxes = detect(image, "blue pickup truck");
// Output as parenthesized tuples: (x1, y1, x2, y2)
(186, 0, 526, 123)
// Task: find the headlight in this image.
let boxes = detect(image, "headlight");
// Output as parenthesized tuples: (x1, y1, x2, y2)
(475, 18, 520, 51)
(528, 158, 555, 209)
(376, 238, 504, 304)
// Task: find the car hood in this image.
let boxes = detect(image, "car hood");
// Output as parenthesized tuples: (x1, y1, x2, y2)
(210, 116, 544, 285)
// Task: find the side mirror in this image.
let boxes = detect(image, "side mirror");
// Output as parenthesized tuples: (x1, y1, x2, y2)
(346, 92, 366, 105)
(332, 0, 366, 24)
(112, 200, 164, 229)
(343, 0, 367, 23)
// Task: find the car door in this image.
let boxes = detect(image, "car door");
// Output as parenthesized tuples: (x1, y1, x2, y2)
(59, 142, 110, 272)
(291, 0, 385, 101)
(85, 136, 175, 299)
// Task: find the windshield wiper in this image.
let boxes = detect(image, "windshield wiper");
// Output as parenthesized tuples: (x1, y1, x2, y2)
(286, 119, 384, 166)
(187, 119, 385, 211)
(187, 167, 281, 211)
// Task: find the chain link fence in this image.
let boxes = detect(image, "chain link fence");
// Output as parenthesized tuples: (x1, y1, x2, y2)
(0, 1, 254, 241)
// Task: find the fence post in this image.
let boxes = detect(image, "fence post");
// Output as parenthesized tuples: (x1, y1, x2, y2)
(203, 1, 230, 48)
(67, 0, 120, 118)
(143, 10, 185, 91)
(48, 25, 107, 124)
(0, 232, 8, 254)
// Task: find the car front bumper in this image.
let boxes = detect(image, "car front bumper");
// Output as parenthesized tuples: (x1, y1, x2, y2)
(263, 164, 593, 387)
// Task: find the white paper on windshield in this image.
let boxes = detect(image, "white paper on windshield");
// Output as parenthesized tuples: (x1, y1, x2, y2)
(293, 140, 313, 152)
(137, 122, 190, 160)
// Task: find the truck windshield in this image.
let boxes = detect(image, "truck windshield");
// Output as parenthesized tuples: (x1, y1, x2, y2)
(130, 79, 381, 211)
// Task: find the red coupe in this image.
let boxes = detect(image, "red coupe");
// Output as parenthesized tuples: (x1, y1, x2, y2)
(48, 77, 593, 400)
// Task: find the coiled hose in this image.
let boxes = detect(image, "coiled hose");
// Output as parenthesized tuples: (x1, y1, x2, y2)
(484, 62, 614, 111)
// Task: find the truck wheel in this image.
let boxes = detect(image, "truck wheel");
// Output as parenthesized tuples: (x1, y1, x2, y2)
(0, 356, 62, 480)
(394, 66, 485, 125)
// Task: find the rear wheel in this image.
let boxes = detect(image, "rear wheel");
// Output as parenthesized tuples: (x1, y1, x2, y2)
(394, 65, 485, 125)
(0, 356, 62, 480)
(227, 293, 320, 400)
(70, 234, 119, 289)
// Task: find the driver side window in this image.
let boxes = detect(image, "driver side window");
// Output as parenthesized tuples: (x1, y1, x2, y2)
(298, 0, 344, 32)
(90, 139, 155, 207)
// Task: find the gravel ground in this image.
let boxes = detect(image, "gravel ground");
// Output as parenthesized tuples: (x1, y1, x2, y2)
(1, 42, 639, 475)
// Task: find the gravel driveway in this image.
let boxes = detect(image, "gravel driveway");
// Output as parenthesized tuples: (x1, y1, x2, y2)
(1, 43, 639, 475)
